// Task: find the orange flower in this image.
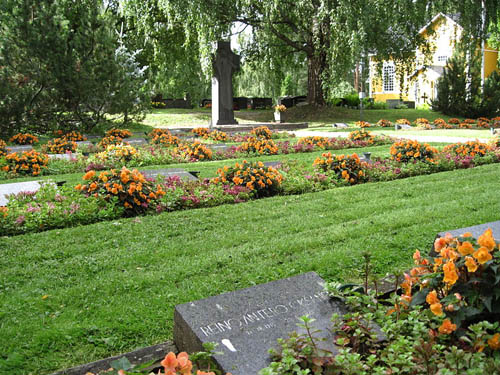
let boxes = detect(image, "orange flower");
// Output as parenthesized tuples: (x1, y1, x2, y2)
(430, 303, 444, 316)
(161, 352, 178, 374)
(473, 247, 493, 264)
(488, 333, 500, 350)
(438, 319, 457, 334)
(83, 170, 96, 180)
(443, 261, 459, 285)
(426, 290, 439, 305)
(197, 371, 216, 375)
(465, 256, 478, 273)
(457, 241, 475, 256)
(177, 352, 193, 374)
(478, 228, 496, 251)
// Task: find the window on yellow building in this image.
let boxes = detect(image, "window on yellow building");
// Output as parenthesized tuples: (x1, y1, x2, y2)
(383, 64, 395, 92)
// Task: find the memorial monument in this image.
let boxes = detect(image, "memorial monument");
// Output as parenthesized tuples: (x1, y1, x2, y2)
(211, 41, 240, 127)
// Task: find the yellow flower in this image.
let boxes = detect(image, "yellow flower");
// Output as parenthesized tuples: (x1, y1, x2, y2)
(443, 261, 459, 285)
(457, 241, 475, 256)
(473, 247, 493, 264)
(430, 303, 444, 316)
(426, 290, 439, 305)
(478, 228, 496, 251)
(465, 256, 478, 273)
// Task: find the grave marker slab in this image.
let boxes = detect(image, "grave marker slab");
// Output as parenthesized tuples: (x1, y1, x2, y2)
(75, 141, 93, 147)
(332, 123, 349, 128)
(174, 272, 347, 375)
(432, 221, 500, 254)
(48, 153, 75, 160)
(140, 168, 197, 181)
(125, 138, 148, 146)
(206, 144, 230, 152)
(6, 145, 33, 153)
(395, 124, 412, 130)
(263, 161, 282, 169)
(0, 181, 43, 206)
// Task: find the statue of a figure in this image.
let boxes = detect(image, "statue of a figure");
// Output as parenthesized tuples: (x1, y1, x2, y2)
(211, 41, 240, 126)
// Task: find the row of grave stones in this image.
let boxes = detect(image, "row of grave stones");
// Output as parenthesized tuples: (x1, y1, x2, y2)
(0, 162, 283, 207)
(53, 220, 500, 375)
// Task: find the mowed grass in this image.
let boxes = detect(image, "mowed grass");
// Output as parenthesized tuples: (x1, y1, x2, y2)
(1, 164, 500, 375)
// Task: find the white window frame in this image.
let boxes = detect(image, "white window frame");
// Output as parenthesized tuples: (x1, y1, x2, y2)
(382, 63, 395, 93)
(437, 55, 448, 63)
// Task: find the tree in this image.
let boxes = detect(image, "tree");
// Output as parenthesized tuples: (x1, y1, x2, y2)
(122, 0, 498, 107)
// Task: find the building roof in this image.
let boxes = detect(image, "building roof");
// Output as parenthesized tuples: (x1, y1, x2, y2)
(418, 12, 462, 35)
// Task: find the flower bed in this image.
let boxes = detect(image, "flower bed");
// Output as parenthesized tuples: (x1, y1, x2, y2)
(44, 137, 77, 154)
(62, 131, 87, 142)
(9, 133, 39, 145)
(443, 141, 491, 158)
(2, 150, 49, 176)
(355, 120, 371, 128)
(390, 139, 437, 163)
(95, 144, 140, 165)
(0, 140, 6, 157)
(240, 138, 279, 155)
(105, 128, 132, 138)
(348, 129, 373, 142)
(151, 132, 181, 147)
(251, 126, 274, 139)
(296, 136, 330, 149)
(377, 119, 392, 127)
(313, 152, 365, 185)
(176, 141, 213, 161)
(98, 135, 126, 149)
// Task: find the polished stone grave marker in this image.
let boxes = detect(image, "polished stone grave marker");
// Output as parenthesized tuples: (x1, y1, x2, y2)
(125, 138, 148, 146)
(436, 221, 500, 241)
(75, 141, 93, 147)
(6, 145, 33, 153)
(140, 168, 197, 181)
(395, 124, 412, 130)
(48, 153, 76, 160)
(174, 272, 347, 375)
(0, 181, 43, 206)
(332, 123, 349, 128)
(206, 144, 230, 152)
(263, 161, 282, 169)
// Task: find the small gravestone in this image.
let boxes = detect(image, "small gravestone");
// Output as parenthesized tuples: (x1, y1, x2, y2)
(140, 168, 197, 181)
(207, 144, 229, 152)
(83, 135, 101, 140)
(432, 221, 500, 254)
(125, 138, 148, 146)
(174, 272, 347, 375)
(395, 124, 412, 130)
(332, 123, 349, 128)
(75, 141, 93, 147)
(211, 41, 240, 126)
(6, 145, 33, 153)
(263, 161, 282, 169)
(48, 153, 75, 160)
(0, 181, 43, 206)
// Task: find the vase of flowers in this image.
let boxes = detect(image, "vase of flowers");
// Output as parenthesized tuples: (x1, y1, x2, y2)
(274, 104, 287, 123)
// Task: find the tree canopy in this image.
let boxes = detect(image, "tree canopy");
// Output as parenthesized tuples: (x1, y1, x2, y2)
(121, 0, 499, 106)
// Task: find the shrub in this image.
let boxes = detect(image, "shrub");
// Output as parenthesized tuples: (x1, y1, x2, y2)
(62, 131, 87, 142)
(75, 167, 165, 215)
(240, 138, 278, 155)
(274, 104, 287, 112)
(313, 152, 365, 185)
(492, 136, 500, 149)
(348, 129, 373, 142)
(151, 133, 181, 147)
(434, 118, 447, 126)
(105, 128, 132, 138)
(448, 118, 461, 124)
(9, 133, 39, 145)
(213, 160, 283, 197)
(250, 126, 273, 139)
(148, 128, 171, 138)
(407, 229, 500, 330)
(434, 118, 453, 129)
(377, 119, 392, 127)
(477, 120, 490, 129)
(177, 141, 213, 161)
(296, 136, 330, 149)
(390, 139, 437, 163)
(415, 117, 429, 125)
(151, 101, 166, 109)
(44, 137, 77, 154)
(208, 130, 228, 142)
(478, 117, 490, 123)
(0, 140, 6, 157)
(459, 122, 473, 129)
(464, 118, 476, 124)
(3, 150, 49, 176)
(417, 123, 433, 130)
(191, 127, 210, 138)
(95, 144, 139, 164)
(443, 141, 491, 157)
(98, 135, 126, 149)
(396, 118, 411, 125)
(355, 120, 371, 128)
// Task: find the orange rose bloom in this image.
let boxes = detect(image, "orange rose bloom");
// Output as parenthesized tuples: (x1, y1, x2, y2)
(465, 256, 478, 273)
(430, 303, 444, 316)
(473, 247, 493, 264)
(438, 319, 457, 334)
(443, 261, 459, 285)
(488, 333, 500, 350)
(478, 228, 496, 251)
(457, 241, 475, 256)
(426, 290, 440, 305)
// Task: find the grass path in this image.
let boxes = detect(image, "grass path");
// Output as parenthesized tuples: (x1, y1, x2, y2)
(1, 164, 499, 374)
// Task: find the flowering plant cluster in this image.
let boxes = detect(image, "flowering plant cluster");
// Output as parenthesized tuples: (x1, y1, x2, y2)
(148, 128, 171, 138)
(75, 167, 165, 215)
(105, 128, 132, 138)
(415, 117, 429, 125)
(443, 141, 490, 158)
(377, 119, 392, 127)
(240, 137, 279, 155)
(191, 127, 210, 138)
(0, 139, 6, 157)
(464, 119, 476, 124)
(214, 160, 283, 197)
(152, 132, 181, 147)
(459, 122, 473, 129)
(313, 152, 365, 185)
(402, 229, 500, 335)
(390, 139, 436, 163)
(151, 101, 166, 108)
(176, 141, 213, 161)
(95, 144, 139, 165)
(296, 136, 330, 149)
(98, 135, 127, 149)
(434, 118, 453, 129)
(9, 133, 39, 145)
(44, 137, 77, 154)
(417, 123, 433, 130)
(355, 120, 371, 128)
(348, 129, 373, 142)
(251, 126, 273, 139)
(477, 120, 490, 129)
(274, 104, 287, 113)
(3, 150, 48, 176)
(396, 118, 411, 125)
(492, 136, 500, 148)
(448, 118, 461, 124)
(207, 130, 228, 142)
(62, 131, 87, 142)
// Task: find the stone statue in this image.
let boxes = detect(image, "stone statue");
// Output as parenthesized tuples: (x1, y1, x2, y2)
(211, 41, 240, 126)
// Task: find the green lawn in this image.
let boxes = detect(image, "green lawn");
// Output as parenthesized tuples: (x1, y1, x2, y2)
(1, 163, 500, 375)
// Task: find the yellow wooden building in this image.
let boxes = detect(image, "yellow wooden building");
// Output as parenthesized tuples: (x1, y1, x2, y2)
(368, 13, 499, 106)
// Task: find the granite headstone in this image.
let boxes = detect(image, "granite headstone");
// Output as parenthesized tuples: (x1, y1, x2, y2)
(125, 138, 148, 146)
(263, 161, 282, 169)
(395, 124, 412, 130)
(6, 145, 33, 153)
(0, 181, 43, 206)
(140, 168, 198, 181)
(332, 123, 349, 128)
(436, 221, 500, 242)
(174, 272, 347, 375)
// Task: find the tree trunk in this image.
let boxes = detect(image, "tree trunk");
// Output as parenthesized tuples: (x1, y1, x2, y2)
(307, 54, 327, 106)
